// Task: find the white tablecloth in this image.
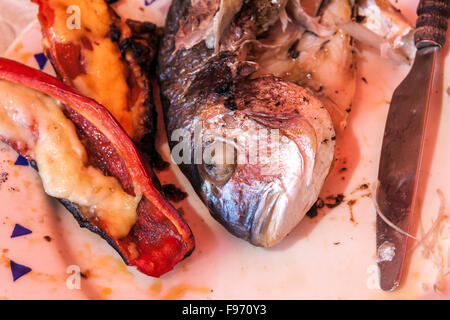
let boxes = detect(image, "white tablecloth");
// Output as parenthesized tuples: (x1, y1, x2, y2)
(0, 0, 37, 55)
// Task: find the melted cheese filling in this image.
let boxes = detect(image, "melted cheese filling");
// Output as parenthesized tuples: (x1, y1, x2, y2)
(0, 80, 141, 238)
(47, 0, 134, 138)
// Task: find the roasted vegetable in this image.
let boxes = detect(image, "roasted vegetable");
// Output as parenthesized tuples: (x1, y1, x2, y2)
(0, 58, 194, 277)
(32, 0, 167, 169)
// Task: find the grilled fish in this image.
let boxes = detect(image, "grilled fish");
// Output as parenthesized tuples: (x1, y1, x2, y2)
(159, 0, 334, 247)
(159, 0, 414, 247)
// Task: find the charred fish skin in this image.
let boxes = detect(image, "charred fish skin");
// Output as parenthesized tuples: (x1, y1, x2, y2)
(159, 0, 335, 247)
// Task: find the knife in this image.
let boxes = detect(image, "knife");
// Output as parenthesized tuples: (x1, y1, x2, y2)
(376, 0, 449, 292)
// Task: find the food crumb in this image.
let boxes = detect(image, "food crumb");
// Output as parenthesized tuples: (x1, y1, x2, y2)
(325, 194, 345, 208)
(355, 15, 366, 23)
(347, 199, 358, 224)
(359, 183, 369, 190)
(162, 184, 188, 202)
(319, 39, 331, 51)
(43, 236, 52, 242)
(288, 39, 300, 59)
(306, 198, 325, 218)
(0, 172, 8, 185)
(361, 77, 368, 84)
(333, 242, 341, 245)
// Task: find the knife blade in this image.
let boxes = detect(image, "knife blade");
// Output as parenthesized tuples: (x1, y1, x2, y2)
(376, 0, 449, 292)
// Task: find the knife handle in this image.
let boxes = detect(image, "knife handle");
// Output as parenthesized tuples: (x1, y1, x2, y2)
(415, 0, 450, 48)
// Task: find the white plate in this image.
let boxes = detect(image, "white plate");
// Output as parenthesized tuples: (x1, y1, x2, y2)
(0, 0, 449, 299)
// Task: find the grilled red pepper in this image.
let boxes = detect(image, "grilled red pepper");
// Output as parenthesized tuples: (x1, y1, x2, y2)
(0, 58, 194, 277)
(32, 0, 167, 169)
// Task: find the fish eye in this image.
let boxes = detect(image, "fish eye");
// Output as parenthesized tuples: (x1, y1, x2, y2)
(198, 140, 237, 186)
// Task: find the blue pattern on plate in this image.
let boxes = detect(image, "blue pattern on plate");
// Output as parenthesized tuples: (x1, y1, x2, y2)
(14, 155, 29, 166)
(34, 53, 48, 70)
(10, 260, 32, 281)
(144, 0, 156, 6)
(11, 224, 32, 238)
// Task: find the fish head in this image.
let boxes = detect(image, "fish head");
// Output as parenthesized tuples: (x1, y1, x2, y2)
(174, 76, 335, 247)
